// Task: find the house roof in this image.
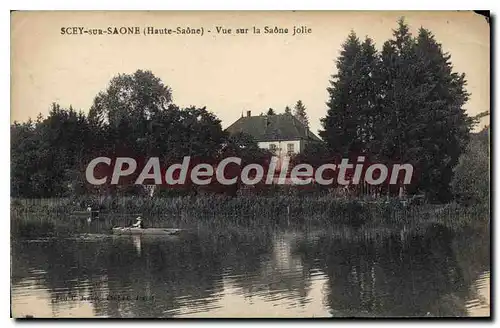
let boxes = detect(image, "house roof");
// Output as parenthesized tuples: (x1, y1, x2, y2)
(225, 113, 322, 142)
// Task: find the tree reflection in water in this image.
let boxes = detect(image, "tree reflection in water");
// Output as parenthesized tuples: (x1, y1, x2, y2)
(297, 223, 490, 317)
(11, 222, 489, 318)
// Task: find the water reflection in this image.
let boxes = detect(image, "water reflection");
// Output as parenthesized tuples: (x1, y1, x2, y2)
(298, 224, 483, 317)
(11, 222, 490, 318)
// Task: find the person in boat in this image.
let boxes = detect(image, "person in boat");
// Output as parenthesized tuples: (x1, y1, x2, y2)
(131, 216, 144, 229)
(86, 205, 93, 223)
(86, 204, 99, 223)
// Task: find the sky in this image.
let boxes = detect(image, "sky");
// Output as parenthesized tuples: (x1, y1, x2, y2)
(11, 11, 490, 135)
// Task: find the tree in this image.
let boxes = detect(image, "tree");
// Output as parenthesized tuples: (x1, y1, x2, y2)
(284, 106, 292, 114)
(267, 108, 276, 115)
(451, 126, 489, 206)
(320, 19, 474, 201)
(408, 26, 471, 200)
(319, 31, 368, 155)
(200, 131, 272, 197)
(87, 70, 226, 162)
(290, 142, 333, 172)
(11, 70, 229, 198)
(374, 19, 473, 201)
(88, 69, 173, 152)
(472, 111, 490, 121)
(11, 119, 39, 197)
(356, 37, 380, 155)
(225, 132, 270, 161)
(89, 70, 172, 126)
(374, 19, 420, 188)
(293, 100, 309, 128)
(11, 103, 93, 197)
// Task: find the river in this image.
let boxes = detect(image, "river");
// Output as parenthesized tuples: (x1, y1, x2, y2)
(11, 222, 490, 318)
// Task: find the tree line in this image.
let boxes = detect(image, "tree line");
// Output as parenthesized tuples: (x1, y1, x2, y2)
(11, 18, 488, 204)
(295, 18, 486, 203)
(11, 70, 272, 198)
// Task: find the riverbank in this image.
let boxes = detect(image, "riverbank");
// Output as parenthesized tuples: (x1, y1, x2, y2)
(11, 195, 489, 239)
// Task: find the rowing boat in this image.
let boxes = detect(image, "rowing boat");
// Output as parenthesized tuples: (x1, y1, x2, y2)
(112, 227, 185, 236)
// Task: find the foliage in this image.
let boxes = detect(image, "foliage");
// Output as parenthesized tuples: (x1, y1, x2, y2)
(293, 100, 309, 128)
(320, 19, 474, 202)
(320, 32, 378, 155)
(11, 70, 229, 198)
(88, 70, 172, 130)
(11, 104, 93, 197)
(451, 126, 490, 206)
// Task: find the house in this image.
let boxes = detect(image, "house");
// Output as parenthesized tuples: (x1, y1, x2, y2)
(225, 111, 322, 158)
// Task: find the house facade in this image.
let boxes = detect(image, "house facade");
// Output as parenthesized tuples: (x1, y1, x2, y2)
(225, 111, 322, 158)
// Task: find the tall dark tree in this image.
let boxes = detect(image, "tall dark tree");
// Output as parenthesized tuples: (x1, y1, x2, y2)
(267, 108, 276, 115)
(320, 19, 474, 201)
(293, 100, 309, 128)
(374, 19, 419, 168)
(356, 37, 380, 154)
(374, 19, 474, 200)
(320, 31, 374, 155)
(376, 20, 472, 200)
(284, 106, 292, 114)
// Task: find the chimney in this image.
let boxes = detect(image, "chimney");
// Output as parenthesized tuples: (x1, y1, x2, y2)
(246, 110, 251, 117)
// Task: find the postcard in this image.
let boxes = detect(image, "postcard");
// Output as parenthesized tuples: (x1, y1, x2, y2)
(10, 10, 490, 318)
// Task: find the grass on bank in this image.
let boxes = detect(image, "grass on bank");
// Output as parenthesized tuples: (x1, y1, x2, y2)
(11, 195, 489, 238)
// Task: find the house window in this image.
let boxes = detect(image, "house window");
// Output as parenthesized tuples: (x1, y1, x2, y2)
(269, 144, 277, 154)
(287, 143, 295, 154)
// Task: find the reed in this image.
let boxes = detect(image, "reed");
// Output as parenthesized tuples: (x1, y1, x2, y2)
(12, 195, 398, 222)
(11, 195, 489, 238)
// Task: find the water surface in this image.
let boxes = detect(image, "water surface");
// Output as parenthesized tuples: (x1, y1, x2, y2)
(11, 222, 490, 318)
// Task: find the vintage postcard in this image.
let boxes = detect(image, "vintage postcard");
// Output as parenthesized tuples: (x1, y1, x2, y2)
(10, 10, 490, 318)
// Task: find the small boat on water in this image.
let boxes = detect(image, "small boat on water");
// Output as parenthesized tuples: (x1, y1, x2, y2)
(112, 227, 185, 236)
